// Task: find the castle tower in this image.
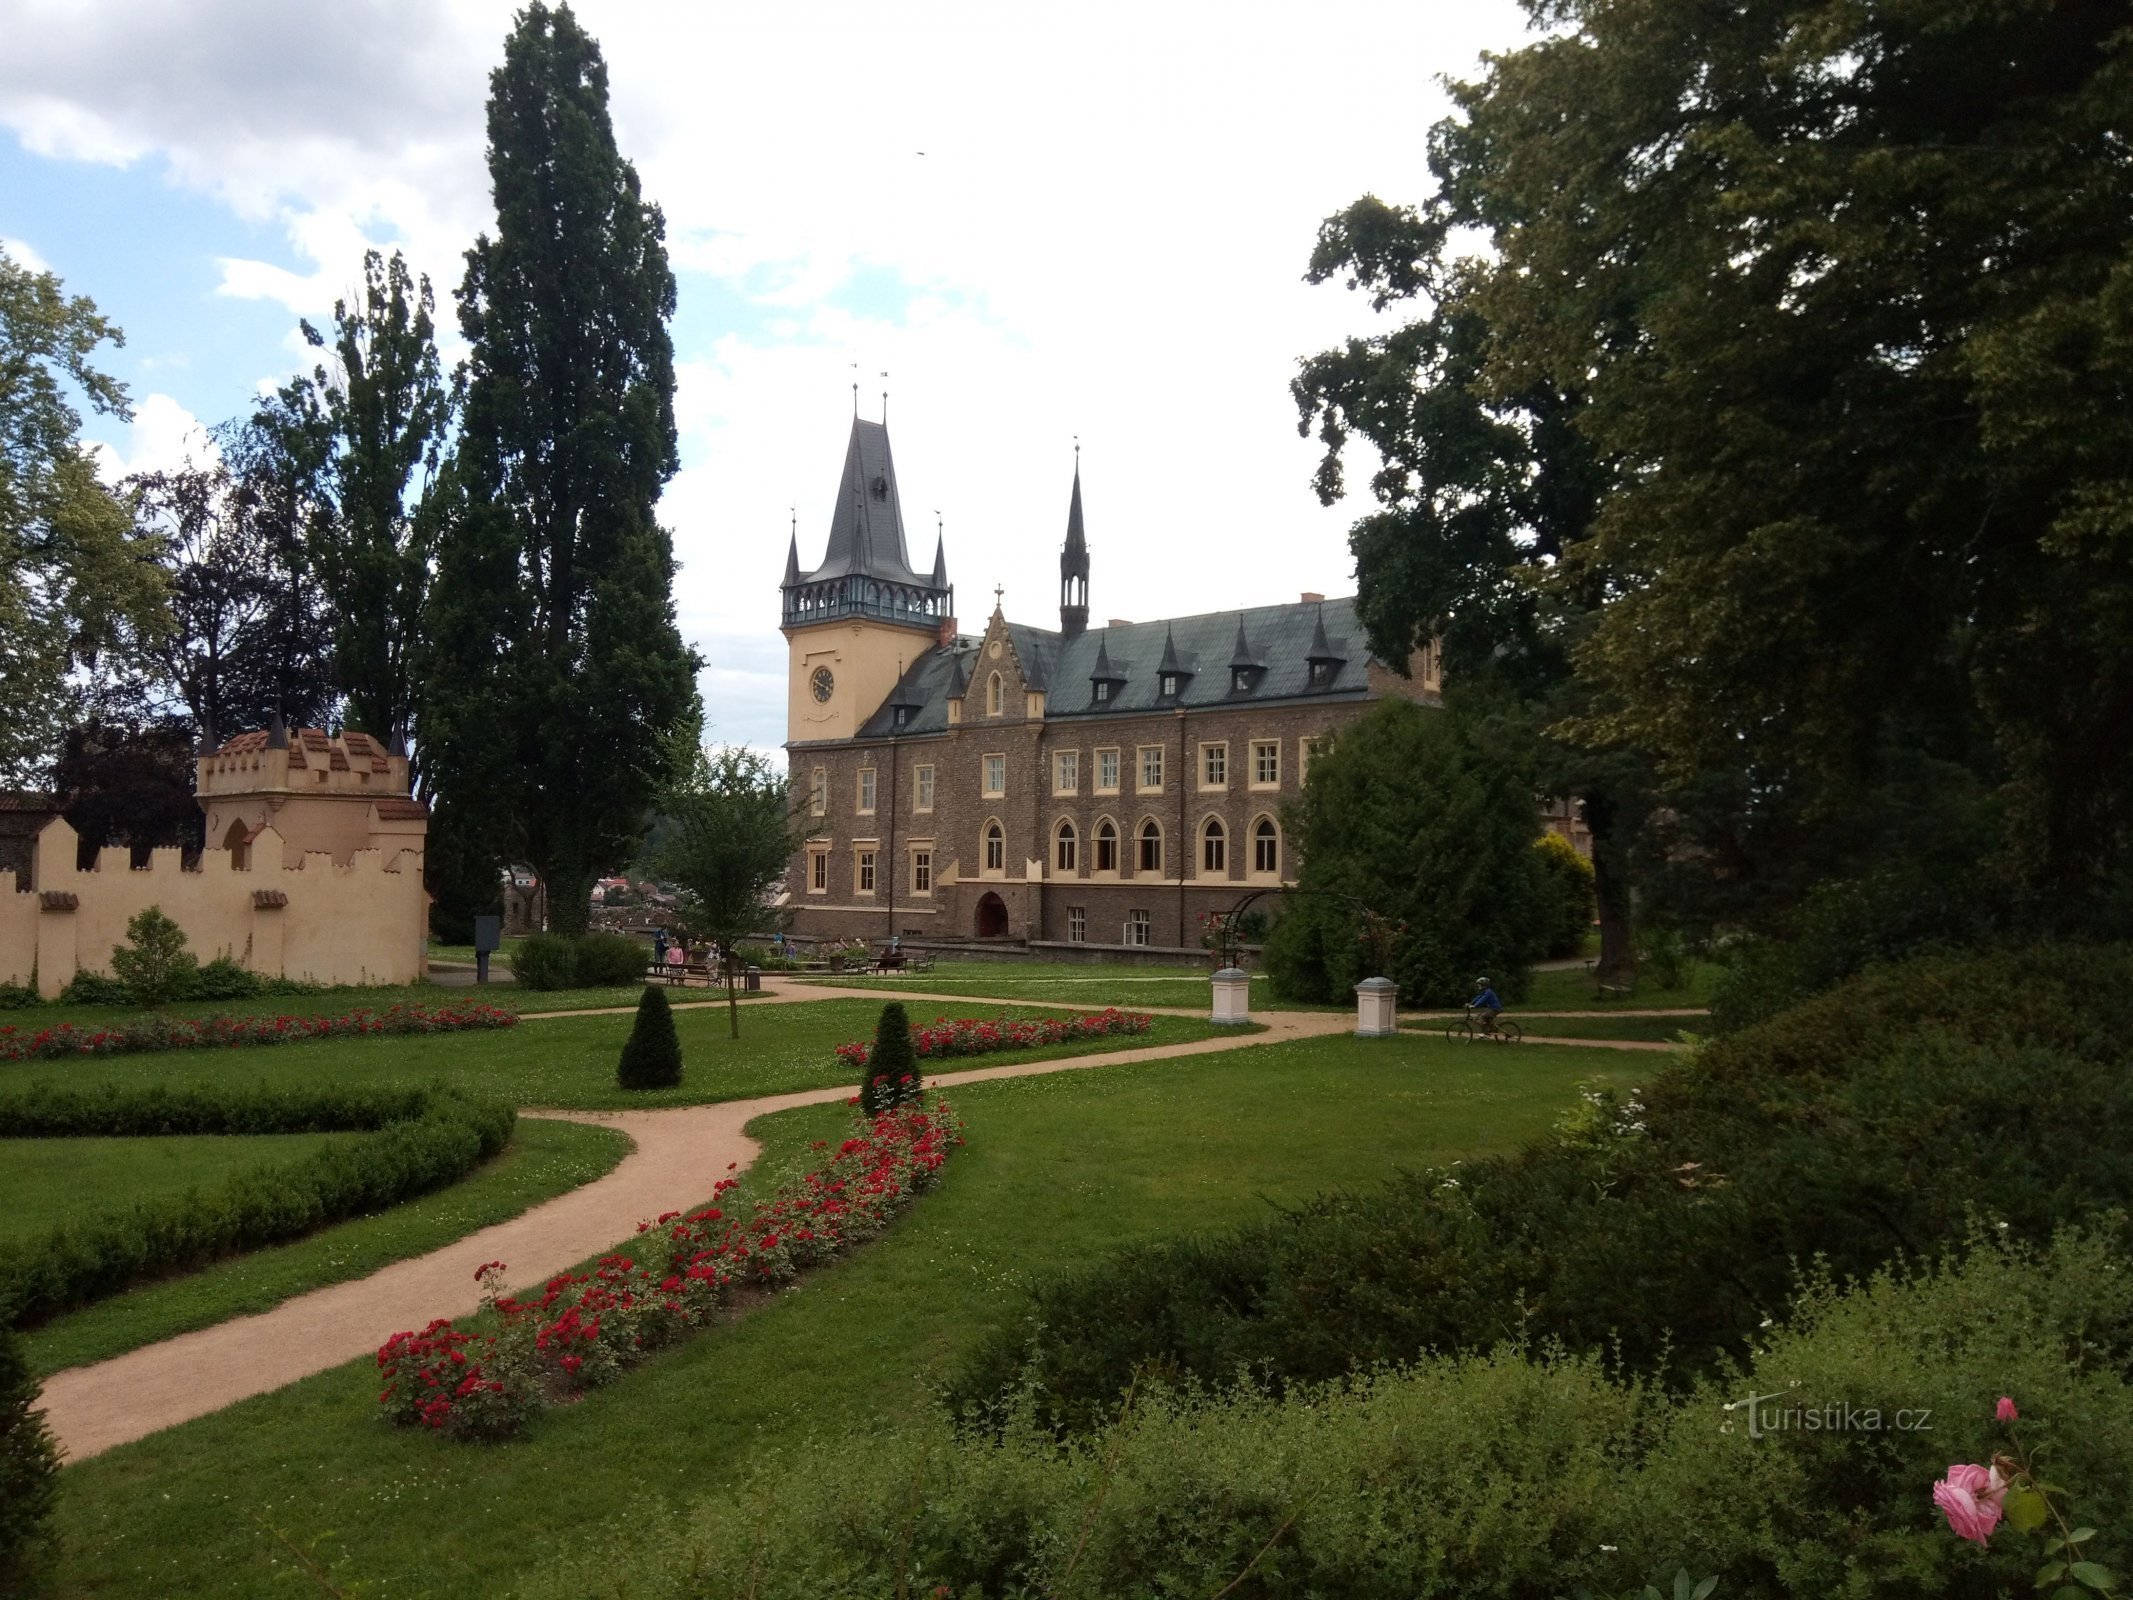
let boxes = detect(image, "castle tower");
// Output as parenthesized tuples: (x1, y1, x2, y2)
(781, 416, 955, 744)
(1059, 453, 1089, 639)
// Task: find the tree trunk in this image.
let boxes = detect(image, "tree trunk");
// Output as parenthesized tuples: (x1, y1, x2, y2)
(1583, 789, 1637, 984)
(726, 955, 740, 1040)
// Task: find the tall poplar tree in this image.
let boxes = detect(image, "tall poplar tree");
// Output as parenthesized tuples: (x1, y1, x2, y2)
(423, 2, 699, 934)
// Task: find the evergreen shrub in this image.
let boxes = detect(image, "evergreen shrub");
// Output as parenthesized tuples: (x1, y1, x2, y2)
(55, 972, 130, 1006)
(859, 1002, 920, 1113)
(187, 955, 263, 1001)
(575, 931, 651, 987)
(511, 933, 579, 990)
(948, 944, 2133, 1429)
(0, 984, 35, 1011)
(1533, 831, 1596, 959)
(0, 1327, 56, 1589)
(616, 985, 683, 1090)
(108, 905, 197, 1007)
(0, 1085, 514, 1327)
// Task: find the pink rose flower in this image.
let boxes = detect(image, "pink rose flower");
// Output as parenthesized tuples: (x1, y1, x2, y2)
(1934, 1463, 2006, 1546)
(1996, 1396, 2018, 1423)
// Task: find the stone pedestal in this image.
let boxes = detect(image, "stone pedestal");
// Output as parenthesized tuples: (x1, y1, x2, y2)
(1354, 975, 1399, 1037)
(1210, 966, 1252, 1026)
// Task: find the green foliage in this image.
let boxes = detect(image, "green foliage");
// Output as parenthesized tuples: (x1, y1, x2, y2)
(0, 985, 34, 1012)
(262, 248, 451, 755)
(652, 744, 796, 949)
(106, 905, 196, 1008)
(615, 985, 682, 1091)
(1263, 697, 1550, 1005)
(0, 1084, 513, 1328)
(186, 955, 262, 1002)
(1533, 831, 1596, 959)
(950, 944, 2133, 1430)
(533, 1233, 2133, 1600)
(0, 250, 168, 788)
(0, 1325, 56, 1590)
(55, 971, 130, 1006)
(420, 1, 698, 934)
(859, 1002, 920, 1113)
(513, 931, 649, 991)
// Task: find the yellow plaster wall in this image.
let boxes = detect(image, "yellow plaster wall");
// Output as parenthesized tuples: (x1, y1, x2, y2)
(0, 818, 427, 997)
(786, 620, 933, 745)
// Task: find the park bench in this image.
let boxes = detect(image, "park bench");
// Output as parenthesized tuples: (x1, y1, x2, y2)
(872, 950, 907, 974)
(646, 962, 714, 987)
(1584, 960, 1634, 1001)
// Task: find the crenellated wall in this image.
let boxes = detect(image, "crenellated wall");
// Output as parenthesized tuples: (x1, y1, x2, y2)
(0, 817, 427, 997)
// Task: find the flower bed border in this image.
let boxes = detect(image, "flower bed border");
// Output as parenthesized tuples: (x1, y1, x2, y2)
(0, 1001, 519, 1063)
(834, 1009, 1153, 1071)
(376, 1096, 965, 1439)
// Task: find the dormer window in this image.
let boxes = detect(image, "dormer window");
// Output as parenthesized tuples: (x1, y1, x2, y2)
(1094, 681, 1111, 703)
(1308, 660, 1336, 688)
(1160, 673, 1179, 697)
(1233, 669, 1252, 692)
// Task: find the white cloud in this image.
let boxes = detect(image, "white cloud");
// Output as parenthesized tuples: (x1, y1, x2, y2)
(0, 235, 50, 272)
(3, 0, 1531, 744)
(86, 392, 215, 482)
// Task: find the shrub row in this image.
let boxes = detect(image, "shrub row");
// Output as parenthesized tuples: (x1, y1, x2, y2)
(0, 1084, 515, 1327)
(512, 932, 650, 991)
(377, 1098, 965, 1438)
(946, 944, 2133, 1430)
(54, 956, 323, 1008)
(832, 1008, 1154, 1071)
(0, 1000, 518, 1063)
(528, 1233, 2133, 1600)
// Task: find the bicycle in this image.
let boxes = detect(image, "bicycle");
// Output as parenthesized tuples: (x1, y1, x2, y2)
(1444, 1009, 1523, 1045)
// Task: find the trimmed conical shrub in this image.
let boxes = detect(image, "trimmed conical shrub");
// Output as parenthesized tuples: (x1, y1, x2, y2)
(860, 1001, 921, 1114)
(616, 985, 683, 1090)
(0, 1326, 57, 1586)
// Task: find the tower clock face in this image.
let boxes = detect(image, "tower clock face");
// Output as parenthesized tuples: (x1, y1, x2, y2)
(810, 666, 835, 703)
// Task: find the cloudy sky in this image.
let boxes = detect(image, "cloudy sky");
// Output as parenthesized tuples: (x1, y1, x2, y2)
(1, 0, 1529, 757)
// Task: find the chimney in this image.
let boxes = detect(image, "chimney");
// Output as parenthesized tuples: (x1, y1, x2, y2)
(1300, 591, 1324, 604)
(1108, 618, 1133, 628)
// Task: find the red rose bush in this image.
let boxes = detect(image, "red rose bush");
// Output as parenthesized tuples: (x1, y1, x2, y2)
(833, 1008, 1151, 1072)
(376, 1096, 966, 1440)
(0, 1001, 518, 1063)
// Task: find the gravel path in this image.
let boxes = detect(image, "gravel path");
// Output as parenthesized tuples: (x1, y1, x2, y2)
(37, 1003, 1348, 1462)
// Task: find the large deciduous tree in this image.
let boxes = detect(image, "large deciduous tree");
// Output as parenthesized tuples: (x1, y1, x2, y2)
(1449, 0, 2133, 927)
(423, 1, 699, 935)
(0, 251, 168, 786)
(264, 248, 452, 759)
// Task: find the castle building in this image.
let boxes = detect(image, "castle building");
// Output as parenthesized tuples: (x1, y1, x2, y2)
(780, 417, 1439, 952)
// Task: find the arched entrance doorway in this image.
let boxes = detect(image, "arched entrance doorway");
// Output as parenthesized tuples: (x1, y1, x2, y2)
(974, 892, 1009, 938)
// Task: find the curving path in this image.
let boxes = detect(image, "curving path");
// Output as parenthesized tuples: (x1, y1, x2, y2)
(38, 1004, 1349, 1462)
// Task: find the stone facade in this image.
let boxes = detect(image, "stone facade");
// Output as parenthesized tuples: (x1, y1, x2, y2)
(0, 727, 429, 996)
(779, 418, 1440, 954)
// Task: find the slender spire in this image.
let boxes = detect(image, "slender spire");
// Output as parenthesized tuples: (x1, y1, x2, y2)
(782, 519, 801, 586)
(1059, 442, 1090, 639)
(1158, 623, 1186, 677)
(1229, 614, 1264, 671)
(931, 513, 948, 587)
(267, 709, 288, 750)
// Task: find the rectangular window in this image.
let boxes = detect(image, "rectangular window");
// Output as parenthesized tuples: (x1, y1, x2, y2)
(1096, 748, 1120, 793)
(1126, 910, 1151, 947)
(1053, 750, 1079, 794)
(857, 768, 877, 814)
(1252, 740, 1280, 787)
(808, 848, 828, 893)
(1138, 745, 1164, 792)
(1068, 906, 1086, 943)
(856, 850, 876, 894)
(809, 767, 826, 817)
(914, 763, 935, 812)
(983, 753, 1006, 797)
(1201, 742, 1227, 788)
(912, 849, 932, 894)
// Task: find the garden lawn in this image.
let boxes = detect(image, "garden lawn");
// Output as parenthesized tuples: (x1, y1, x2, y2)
(0, 1131, 364, 1247)
(43, 1031, 1641, 1599)
(0, 1000, 1227, 1112)
(1522, 961, 1723, 1011)
(1514, 1014, 1706, 1044)
(4, 980, 673, 1033)
(796, 957, 1262, 1010)
(20, 1119, 630, 1379)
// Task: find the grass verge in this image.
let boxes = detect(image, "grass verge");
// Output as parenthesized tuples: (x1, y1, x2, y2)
(22, 1118, 629, 1379)
(0, 1000, 1229, 1112)
(41, 1031, 1639, 1598)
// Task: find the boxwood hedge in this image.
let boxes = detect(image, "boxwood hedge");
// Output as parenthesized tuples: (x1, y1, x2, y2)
(0, 1082, 515, 1328)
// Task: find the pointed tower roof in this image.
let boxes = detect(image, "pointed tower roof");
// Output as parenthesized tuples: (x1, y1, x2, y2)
(1306, 605, 1347, 666)
(795, 417, 930, 589)
(783, 528, 801, 586)
(1156, 624, 1196, 683)
(1060, 464, 1089, 582)
(930, 530, 948, 588)
(1229, 614, 1265, 671)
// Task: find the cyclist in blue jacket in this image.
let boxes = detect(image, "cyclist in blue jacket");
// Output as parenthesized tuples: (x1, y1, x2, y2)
(1468, 978, 1503, 1035)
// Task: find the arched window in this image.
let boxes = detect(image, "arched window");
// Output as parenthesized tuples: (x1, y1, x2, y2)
(1202, 817, 1227, 875)
(984, 820, 1005, 873)
(1137, 818, 1162, 874)
(1054, 819, 1078, 874)
(1093, 818, 1118, 872)
(987, 672, 1003, 716)
(1253, 816, 1280, 875)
